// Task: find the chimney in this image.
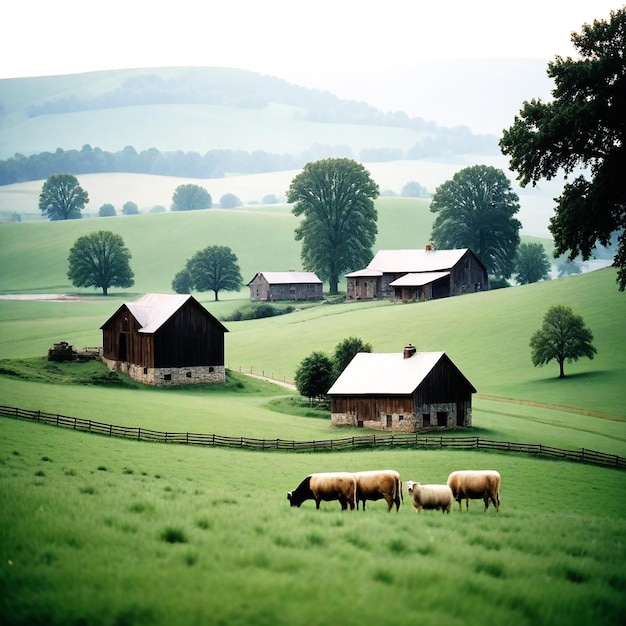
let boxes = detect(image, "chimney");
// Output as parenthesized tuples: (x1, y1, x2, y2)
(403, 344, 417, 359)
(425, 243, 435, 252)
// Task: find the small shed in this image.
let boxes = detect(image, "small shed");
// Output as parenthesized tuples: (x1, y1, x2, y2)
(247, 271, 323, 301)
(345, 247, 488, 301)
(327, 344, 476, 432)
(100, 293, 228, 386)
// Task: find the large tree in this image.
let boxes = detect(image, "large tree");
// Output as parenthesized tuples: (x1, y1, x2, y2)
(332, 336, 372, 380)
(294, 351, 335, 403)
(500, 7, 626, 291)
(529, 305, 597, 378)
(287, 158, 379, 295)
(514, 242, 551, 285)
(185, 245, 242, 301)
(67, 231, 134, 295)
(171, 184, 212, 211)
(39, 174, 89, 220)
(429, 165, 521, 279)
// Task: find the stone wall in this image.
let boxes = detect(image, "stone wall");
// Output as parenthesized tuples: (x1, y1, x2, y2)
(102, 358, 225, 386)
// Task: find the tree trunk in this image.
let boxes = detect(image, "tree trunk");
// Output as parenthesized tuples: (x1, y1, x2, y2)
(102, 286, 108, 296)
(214, 290, 219, 301)
(328, 276, 338, 295)
(559, 359, 565, 378)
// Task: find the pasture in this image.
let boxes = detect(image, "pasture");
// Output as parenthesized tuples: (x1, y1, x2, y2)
(1, 417, 625, 626)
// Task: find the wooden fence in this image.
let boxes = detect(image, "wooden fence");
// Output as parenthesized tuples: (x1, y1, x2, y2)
(1, 404, 624, 470)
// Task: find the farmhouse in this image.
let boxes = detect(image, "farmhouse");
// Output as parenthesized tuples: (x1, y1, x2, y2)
(247, 271, 323, 301)
(100, 293, 228, 386)
(327, 344, 476, 432)
(345, 246, 488, 301)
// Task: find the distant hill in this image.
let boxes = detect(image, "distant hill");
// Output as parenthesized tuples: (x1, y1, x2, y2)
(0, 66, 498, 168)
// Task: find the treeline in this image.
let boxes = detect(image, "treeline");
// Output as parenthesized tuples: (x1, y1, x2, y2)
(0, 130, 497, 186)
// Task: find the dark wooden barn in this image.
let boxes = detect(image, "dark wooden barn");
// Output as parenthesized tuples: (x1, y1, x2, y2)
(247, 271, 323, 301)
(327, 344, 476, 432)
(100, 293, 228, 386)
(345, 246, 488, 302)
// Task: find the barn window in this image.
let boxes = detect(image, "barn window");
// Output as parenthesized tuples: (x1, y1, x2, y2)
(209, 366, 214, 373)
(143, 367, 148, 375)
(123, 317, 129, 331)
(164, 374, 172, 381)
(437, 411, 447, 426)
(399, 415, 404, 421)
(186, 371, 192, 378)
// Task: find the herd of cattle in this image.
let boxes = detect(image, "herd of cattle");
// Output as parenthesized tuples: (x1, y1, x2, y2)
(287, 469, 501, 513)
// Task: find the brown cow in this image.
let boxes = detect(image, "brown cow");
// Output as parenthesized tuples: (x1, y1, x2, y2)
(354, 470, 403, 512)
(446, 470, 501, 512)
(287, 472, 356, 510)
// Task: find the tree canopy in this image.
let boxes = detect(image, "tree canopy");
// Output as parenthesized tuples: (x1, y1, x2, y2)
(98, 203, 116, 217)
(429, 165, 521, 279)
(514, 242, 551, 285)
(287, 158, 379, 295)
(529, 305, 597, 378)
(39, 174, 89, 220)
(333, 337, 372, 380)
(171, 184, 212, 211)
(500, 7, 626, 291)
(294, 351, 335, 403)
(67, 231, 134, 295)
(184, 245, 243, 301)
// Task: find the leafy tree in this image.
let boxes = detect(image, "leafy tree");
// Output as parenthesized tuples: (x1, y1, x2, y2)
(220, 193, 242, 208)
(171, 184, 212, 211)
(185, 245, 243, 301)
(514, 243, 551, 285)
(333, 336, 372, 380)
(401, 181, 429, 198)
(500, 8, 626, 292)
(529, 305, 597, 378)
(98, 203, 116, 217)
(149, 204, 167, 213)
(287, 158, 379, 295)
(294, 351, 335, 403)
(556, 256, 582, 278)
(67, 231, 134, 296)
(39, 174, 89, 220)
(171, 268, 193, 294)
(122, 201, 139, 215)
(429, 165, 521, 279)
(262, 194, 279, 204)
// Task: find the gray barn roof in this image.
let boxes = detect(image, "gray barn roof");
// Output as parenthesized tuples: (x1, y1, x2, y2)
(389, 271, 450, 287)
(328, 351, 448, 395)
(248, 271, 322, 285)
(367, 249, 469, 273)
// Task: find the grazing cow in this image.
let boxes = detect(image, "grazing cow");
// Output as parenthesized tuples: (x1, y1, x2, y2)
(353, 470, 403, 512)
(287, 472, 356, 510)
(446, 470, 501, 512)
(406, 481, 453, 513)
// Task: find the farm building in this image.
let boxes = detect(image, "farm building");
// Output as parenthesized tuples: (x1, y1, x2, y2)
(345, 246, 488, 301)
(247, 271, 323, 301)
(327, 344, 476, 432)
(100, 293, 228, 386)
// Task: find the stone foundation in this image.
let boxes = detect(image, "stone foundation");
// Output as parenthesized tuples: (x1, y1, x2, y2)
(103, 358, 225, 386)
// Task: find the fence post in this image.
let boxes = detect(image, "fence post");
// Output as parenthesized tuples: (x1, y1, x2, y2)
(138, 428, 141, 441)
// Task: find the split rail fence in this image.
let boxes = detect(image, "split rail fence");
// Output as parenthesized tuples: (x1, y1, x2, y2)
(1, 405, 624, 471)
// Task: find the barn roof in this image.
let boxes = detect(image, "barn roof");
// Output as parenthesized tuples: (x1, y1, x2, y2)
(327, 351, 475, 396)
(101, 293, 228, 334)
(248, 271, 322, 285)
(367, 249, 470, 273)
(389, 271, 450, 287)
(344, 268, 383, 278)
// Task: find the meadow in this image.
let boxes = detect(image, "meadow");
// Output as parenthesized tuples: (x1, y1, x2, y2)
(1, 193, 625, 625)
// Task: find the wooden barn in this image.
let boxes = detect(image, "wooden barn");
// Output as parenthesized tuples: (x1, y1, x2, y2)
(327, 344, 476, 432)
(100, 293, 228, 386)
(247, 271, 323, 301)
(345, 246, 488, 301)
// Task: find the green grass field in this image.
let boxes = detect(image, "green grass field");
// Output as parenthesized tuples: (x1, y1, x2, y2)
(1, 417, 625, 626)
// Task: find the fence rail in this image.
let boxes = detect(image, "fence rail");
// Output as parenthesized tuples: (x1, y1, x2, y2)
(1, 405, 624, 470)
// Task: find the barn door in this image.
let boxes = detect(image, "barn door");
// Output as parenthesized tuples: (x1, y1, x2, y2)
(118, 333, 127, 361)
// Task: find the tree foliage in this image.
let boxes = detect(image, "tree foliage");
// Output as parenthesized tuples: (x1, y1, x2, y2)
(67, 231, 134, 295)
(184, 245, 243, 301)
(333, 337, 372, 379)
(171, 268, 193, 294)
(500, 7, 626, 291)
(220, 193, 242, 208)
(401, 181, 430, 198)
(429, 165, 521, 279)
(514, 243, 551, 285)
(294, 351, 335, 402)
(122, 201, 139, 215)
(287, 158, 379, 295)
(529, 305, 597, 378)
(98, 203, 116, 217)
(39, 174, 89, 220)
(171, 184, 212, 211)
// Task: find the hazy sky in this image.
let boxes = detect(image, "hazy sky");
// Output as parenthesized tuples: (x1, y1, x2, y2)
(1, 1, 618, 131)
